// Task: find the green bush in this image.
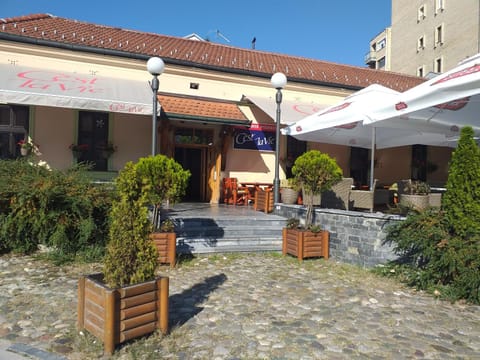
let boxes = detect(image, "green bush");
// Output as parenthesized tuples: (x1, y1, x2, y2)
(384, 191, 480, 303)
(382, 127, 480, 304)
(103, 161, 158, 288)
(0, 159, 112, 259)
(385, 208, 450, 286)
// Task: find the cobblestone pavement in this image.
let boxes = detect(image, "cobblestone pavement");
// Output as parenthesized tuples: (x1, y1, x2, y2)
(0, 253, 479, 359)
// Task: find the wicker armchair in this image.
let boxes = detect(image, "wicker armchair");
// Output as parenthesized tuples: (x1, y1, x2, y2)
(350, 179, 378, 212)
(321, 177, 354, 210)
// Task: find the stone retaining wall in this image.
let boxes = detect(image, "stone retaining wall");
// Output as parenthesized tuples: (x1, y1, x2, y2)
(274, 204, 405, 268)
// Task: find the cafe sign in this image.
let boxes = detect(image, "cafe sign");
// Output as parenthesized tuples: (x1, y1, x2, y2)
(233, 124, 276, 151)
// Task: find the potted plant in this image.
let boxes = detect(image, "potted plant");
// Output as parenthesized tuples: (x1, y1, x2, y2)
(69, 143, 89, 158)
(282, 150, 342, 261)
(399, 179, 431, 211)
(280, 178, 298, 204)
(18, 138, 36, 156)
(135, 155, 190, 264)
(77, 160, 170, 355)
(291, 150, 342, 227)
(98, 142, 117, 159)
(282, 218, 330, 261)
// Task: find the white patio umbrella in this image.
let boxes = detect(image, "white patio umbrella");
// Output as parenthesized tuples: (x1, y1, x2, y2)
(281, 84, 457, 189)
(368, 53, 480, 135)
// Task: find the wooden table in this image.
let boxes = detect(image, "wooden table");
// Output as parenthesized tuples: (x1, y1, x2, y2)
(240, 182, 273, 201)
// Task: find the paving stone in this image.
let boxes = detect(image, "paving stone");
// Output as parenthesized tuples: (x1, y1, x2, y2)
(0, 253, 479, 359)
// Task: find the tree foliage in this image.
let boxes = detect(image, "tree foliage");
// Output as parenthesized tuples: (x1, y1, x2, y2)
(292, 150, 342, 227)
(442, 126, 480, 238)
(103, 162, 158, 288)
(135, 155, 190, 207)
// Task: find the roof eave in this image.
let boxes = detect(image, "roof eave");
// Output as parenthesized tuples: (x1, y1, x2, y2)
(0, 32, 363, 91)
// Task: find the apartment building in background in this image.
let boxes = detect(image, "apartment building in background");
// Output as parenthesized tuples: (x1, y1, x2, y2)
(367, 0, 480, 76)
(365, 28, 392, 71)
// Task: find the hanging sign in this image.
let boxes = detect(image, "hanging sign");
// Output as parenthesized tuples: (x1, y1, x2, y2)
(233, 124, 276, 151)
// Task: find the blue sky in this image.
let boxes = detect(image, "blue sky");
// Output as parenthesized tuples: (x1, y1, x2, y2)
(2, 0, 391, 67)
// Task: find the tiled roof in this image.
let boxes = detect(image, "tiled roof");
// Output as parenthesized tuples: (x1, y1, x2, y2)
(0, 14, 424, 92)
(158, 93, 250, 125)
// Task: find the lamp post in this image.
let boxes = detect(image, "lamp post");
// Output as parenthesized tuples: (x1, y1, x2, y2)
(147, 57, 165, 156)
(270, 72, 287, 205)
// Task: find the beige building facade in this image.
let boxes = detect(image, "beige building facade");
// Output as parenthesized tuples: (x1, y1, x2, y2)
(371, 0, 480, 76)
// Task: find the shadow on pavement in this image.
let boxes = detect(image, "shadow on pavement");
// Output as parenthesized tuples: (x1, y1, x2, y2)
(168, 273, 227, 327)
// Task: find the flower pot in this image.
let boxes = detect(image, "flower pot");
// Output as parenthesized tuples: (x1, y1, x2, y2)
(77, 273, 169, 355)
(399, 194, 430, 211)
(280, 188, 298, 204)
(150, 232, 176, 267)
(282, 228, 329, 261)
(20, 147, 30, 156)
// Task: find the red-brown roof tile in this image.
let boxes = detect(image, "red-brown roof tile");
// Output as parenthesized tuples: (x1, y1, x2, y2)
(158, 93, 249, 124)
(0, 14, 424, 92)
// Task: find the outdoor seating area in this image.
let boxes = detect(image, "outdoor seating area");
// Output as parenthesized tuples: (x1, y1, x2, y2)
(222, 178, 274, 211)
(275, 177, 444, 213)
(222, 175, 444, 214)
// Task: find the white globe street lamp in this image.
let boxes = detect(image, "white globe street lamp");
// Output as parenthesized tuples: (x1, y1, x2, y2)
(270, 72, 287, 205)
(147, 57, 165, 156)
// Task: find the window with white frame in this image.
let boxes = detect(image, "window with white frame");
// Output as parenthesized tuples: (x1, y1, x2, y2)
(378, 38, 386, 50)
(435, 24, 444, 46)
(434, 57, 443, 73)
(435, 0, 445, 14)
(418, 5, 426, 21)
(417, 36, 425, 51)
(417, 66, 425, 77)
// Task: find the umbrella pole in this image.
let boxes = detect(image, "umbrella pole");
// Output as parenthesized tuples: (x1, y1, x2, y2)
(370, 127, 376, 190)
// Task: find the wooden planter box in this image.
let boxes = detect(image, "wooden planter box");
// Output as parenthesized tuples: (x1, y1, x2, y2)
(282, 228, 329, 261)
(254, 188, 274, 213)
(150, 232, 176, 267)
(78, 274, 169, 355)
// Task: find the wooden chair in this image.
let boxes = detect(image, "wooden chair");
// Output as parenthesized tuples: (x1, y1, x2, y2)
(254, 187, 274, 213)
(222, 178, 250, 205)
(349, 179, 378, 212)
(321, 177, 354, 210)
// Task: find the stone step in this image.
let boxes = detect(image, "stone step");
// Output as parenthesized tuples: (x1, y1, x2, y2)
(176, 225, 284, 239)
(167, 206, 287, 254)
